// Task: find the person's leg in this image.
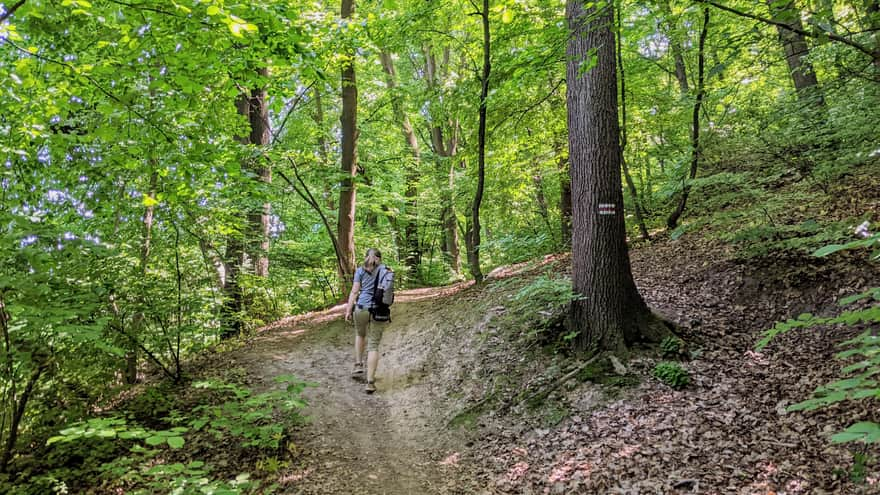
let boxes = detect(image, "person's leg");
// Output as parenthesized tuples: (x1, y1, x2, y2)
(352, 309, 370, 376)
(364, 321, 387, 393)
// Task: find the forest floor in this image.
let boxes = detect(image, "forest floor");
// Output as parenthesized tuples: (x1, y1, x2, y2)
(220, 227, 880, 494)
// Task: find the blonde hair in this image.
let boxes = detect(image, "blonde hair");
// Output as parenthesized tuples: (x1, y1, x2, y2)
(364, 248, 382, 272)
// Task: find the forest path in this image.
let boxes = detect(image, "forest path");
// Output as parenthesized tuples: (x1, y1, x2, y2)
(229, 282, 482, 494)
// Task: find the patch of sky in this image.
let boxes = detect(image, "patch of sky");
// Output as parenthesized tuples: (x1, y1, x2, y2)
(20, 235, 38, 247)
(638, 33, 668, 59)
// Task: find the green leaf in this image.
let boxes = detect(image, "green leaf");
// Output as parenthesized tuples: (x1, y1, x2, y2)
(831, 422, 880, 444)
(206, 5, 220, 16)
(145, 435, 165, 446)
(166, 436, 185, 449)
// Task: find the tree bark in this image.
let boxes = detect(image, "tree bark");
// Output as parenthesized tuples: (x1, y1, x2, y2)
(566, 0, 666, 353)
(765, 1, 825, 106)
(245, 67, 272, 278)
(467, 0, 490, 284)
(380, 51, 422, 280)
(337, 0, 359, 295)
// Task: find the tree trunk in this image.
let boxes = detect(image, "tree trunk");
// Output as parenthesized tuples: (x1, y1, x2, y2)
(468, 0, 490, 284)
(126, 170, 157, 383)
(312, 86, 335, 209)
(566, 0, 666, 353)
(864, 0, 880, 68)
(424, 46, 462, 274)
(0, 356, 47, 474)
(221, 93, 253, 338)
(765, 0, 825, 106)
(556, 139, 572, 248)
(661, 0, 690, 95)
(245, 67, 272, 278)
(337, 0, 358, 295)
(668, 7, 709, 230)
(380, 51, 422, 280)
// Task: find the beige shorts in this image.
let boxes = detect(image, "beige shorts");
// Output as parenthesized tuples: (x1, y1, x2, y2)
(354, 308, 387, 351)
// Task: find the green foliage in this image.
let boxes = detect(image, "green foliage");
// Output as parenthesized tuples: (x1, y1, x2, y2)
(504, 274, 582, 347)
(660, 336, 685, 358)
(189, 375, 310, 450)
(652, 362, 690, 389)
(5, 375, 308, 493)
(760, 226, 880, 446)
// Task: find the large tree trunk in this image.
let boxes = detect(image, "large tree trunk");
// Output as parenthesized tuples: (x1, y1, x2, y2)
(337, 0, 359, 295)
(245, 68, 272, 278)
(380, 51, 422, 281)
(668, 7, 710, 230)
(467, 0, 490, 284)
(765, 0, 825, 105)
(566, 0, 666, 353)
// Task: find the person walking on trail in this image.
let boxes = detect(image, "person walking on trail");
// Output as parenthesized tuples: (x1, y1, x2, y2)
(344, 248, 392, 394)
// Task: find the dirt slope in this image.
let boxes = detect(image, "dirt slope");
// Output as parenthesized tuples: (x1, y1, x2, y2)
(229, 282, 485, 494)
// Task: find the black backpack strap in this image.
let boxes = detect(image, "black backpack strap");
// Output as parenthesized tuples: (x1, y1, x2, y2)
(370, 267, 382, 307)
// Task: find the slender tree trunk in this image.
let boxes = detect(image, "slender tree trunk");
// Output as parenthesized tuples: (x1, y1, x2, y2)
(337, 0, 359, 295)
(765, 1, 825, 106)
(126, 170, 157, 383)
(312, 86, 335, 209)
(555, 139, 572, 248)
(667, 7, 710, 230)
(467, 0, 490, 284)
(617, 8, 650, 242)
(0, 356, 47, 474)
(566, 0, 666, 353)
(864, 0, 880, 68)
(221, 93, 252, 338)
(380, 51, 422, 279)
(661, 0, 690, 95)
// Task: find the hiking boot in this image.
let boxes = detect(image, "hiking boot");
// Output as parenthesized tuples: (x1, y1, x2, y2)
(365, 380, 376, 394)
(351, 362, 364, 378)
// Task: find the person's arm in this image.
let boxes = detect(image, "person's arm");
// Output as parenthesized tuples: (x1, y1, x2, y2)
(344, 280, 361, 321)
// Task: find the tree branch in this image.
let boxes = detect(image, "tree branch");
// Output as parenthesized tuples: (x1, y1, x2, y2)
(698, 0, 878, 61)
(0, 0, 26, 24)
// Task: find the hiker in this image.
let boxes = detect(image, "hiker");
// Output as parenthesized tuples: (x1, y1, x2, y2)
(344, 248, 392, 394)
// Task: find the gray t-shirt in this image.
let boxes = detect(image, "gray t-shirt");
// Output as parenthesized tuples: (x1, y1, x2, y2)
(355, 264, 387, 307)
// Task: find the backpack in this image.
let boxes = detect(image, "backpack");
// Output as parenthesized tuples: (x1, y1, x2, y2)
(369, 266, 394, 322)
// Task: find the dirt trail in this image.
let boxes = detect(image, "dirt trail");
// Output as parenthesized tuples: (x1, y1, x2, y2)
(230, 283, 480, 494)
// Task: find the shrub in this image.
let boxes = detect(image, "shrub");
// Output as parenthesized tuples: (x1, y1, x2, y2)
(652, 362, 690, 389)
(660, 336, 685, 358)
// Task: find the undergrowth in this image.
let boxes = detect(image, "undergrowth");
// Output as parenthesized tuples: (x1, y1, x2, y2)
(1, 374, 311, 495)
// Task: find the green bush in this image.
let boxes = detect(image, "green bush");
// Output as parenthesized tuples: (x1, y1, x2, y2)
(660, 336, 685, 358)
(652, 362, 690, 389)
